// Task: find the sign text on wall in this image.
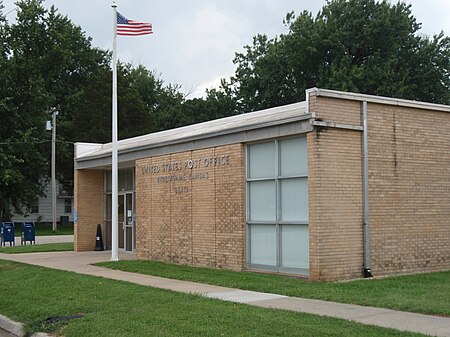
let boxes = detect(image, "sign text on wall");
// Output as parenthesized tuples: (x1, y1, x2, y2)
(141, 154, 231, 194)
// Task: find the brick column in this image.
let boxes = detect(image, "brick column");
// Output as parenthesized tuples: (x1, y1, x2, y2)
(308, 96, 364, 281)
(74, 169, 104, 251)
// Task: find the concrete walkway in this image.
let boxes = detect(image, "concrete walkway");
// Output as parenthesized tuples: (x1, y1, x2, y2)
(0, 251, 449, 337)
(5, 235, 74, 246)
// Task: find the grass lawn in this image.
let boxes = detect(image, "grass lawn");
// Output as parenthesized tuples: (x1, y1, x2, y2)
(96, 260, 450, 317)
(0, 259, 424, 337)
(13, 223, 74, 236)
(0, 242, 73, 254)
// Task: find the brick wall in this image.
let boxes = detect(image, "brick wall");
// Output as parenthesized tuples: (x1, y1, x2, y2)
(74, 169, 104, 251)
(135, 144, 246, 270)
(368, 103, 450, 276)
(309, 93, 450, 280)
(315, 96, 362, 126)
(308, 95, 364, 280)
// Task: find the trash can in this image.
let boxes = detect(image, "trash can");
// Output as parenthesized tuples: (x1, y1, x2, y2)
(1, 222, 15, 246)
(21, 222, 35, 245)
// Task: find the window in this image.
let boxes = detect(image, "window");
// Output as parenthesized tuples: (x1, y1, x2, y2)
(246, 137, 309, 275)
(64, 199, 72, 214)
(58, 180, 73, 197)
(30, 200, 39, 214)
(105, 168, 134, 192)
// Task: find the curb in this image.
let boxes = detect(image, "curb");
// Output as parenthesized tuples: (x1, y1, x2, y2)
(0, 314, 50, 337)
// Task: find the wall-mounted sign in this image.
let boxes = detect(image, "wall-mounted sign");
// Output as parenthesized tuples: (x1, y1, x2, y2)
(141, 155, 230, 176)
(140, 153, 232, 196)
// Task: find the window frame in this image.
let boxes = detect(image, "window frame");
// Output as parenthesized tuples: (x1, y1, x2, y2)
(246, 137, 309, 275)
(30, 200, 39, 214)
(64, 198, 72, 214)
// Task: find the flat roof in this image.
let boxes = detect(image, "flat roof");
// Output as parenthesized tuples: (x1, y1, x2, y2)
(308, 88, 450, 113)
(75, 101, 310, 169)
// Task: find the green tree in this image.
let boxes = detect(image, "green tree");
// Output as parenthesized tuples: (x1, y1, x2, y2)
(154, 87, 238, 131)
(0, 0, 111, 219)
(72, 62, 157, 143)
(227, 0, 450, 112)
(0, 0, 49, 220)
(0, 1, 20, 220)
(41, 4, 111, 183)
(128, 65, 184, 132)
(128, 66, 239, 132)
(0, 0, 190, 220)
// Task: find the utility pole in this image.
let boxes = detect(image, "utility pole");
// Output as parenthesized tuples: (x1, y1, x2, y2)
(51, 108, 58, 233)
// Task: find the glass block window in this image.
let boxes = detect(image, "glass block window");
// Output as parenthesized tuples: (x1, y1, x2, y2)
(246, 137, 309, 275)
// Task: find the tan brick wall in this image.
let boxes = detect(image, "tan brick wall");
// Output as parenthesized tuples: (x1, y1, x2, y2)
(310, 94, 450, 280)
(368, 103, 450, 276)
(315, 96, 361, 126)
(74, 169, 104, 251)
(192, 148, 216, 267)
(136, 144, 245, 271)
(214, 145, 246, 270)
(308, 128, 364, 281)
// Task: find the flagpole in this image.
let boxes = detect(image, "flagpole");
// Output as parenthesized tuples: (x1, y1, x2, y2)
(111, 2, 119, 261)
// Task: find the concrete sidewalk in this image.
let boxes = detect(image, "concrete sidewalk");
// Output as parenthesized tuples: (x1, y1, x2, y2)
(6, 235, 74, 246)
(0, 251, 449, 337)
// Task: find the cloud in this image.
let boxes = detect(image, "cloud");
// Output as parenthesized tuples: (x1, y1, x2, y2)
(140, 2, 250, 94)
(189, 74, 231, 99)
(396, 0, 450, 35)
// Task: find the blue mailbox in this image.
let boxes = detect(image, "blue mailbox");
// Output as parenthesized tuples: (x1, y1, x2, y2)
(21, 222, 35, 245)
(1, 222, 15, 246)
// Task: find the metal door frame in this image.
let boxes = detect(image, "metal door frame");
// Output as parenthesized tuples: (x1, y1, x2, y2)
(123, 192, 135, 253)
(104, 192, 135, 253)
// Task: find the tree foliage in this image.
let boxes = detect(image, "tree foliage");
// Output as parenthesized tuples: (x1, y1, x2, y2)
(0, 0, 120, 219)
(0, 0, 194, 220)
(156, 88, 238, 131)
(0, 1, 165, 219)
(226, 0, 450, 112)
(0, 0, 50, 219)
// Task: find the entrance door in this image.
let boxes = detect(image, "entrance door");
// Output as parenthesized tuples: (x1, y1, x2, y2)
(118, 195, 125, 249)
(105, 193, 135, 252)
(124, 193, 134, 252)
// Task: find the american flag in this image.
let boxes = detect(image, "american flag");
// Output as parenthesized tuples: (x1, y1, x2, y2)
(117, 12, 153, 36)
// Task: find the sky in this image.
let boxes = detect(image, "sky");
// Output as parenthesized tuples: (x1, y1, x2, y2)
(2, 0, 450, 98)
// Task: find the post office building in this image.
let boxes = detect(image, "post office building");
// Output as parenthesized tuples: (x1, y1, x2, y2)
(74, 88, 450, 281)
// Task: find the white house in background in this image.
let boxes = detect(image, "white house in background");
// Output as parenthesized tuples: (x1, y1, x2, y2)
(11, 180, 73, 223)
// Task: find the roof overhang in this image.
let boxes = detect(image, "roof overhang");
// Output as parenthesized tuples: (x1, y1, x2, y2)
(75, 101, 312, 170)
(307, 88, 450, 113)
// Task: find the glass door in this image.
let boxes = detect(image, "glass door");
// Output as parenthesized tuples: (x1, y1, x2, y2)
(124, 193, 134, 252)
(104, 168, 136, 252)
(104, 192, 135, 252)
(118, 194, 125, 249)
